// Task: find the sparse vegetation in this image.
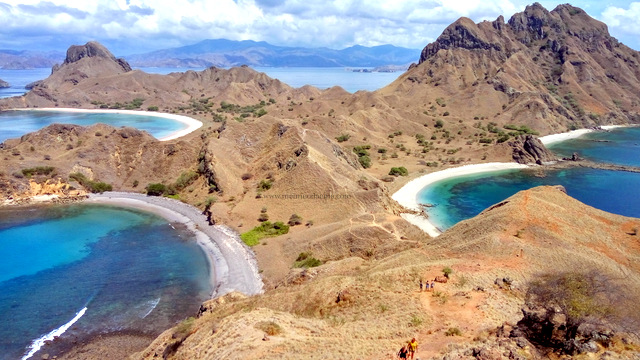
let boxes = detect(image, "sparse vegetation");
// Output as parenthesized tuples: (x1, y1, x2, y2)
(145, 183, 168, 196)
(288, 213, 303, 226)
(70, 172, 112, 193)
(389, 166, 408, 176)
(21, 166, 55, 178)
(255, 321, 282, 336)
(240, 221, 290, 246)
(335, 134, 351, 142)
(294, 252, 322, 268)
(445, 327, 462, 336)
(442, 266, 453, 278)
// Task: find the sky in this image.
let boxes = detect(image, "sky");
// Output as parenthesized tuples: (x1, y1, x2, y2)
(0, 0, 639, 55)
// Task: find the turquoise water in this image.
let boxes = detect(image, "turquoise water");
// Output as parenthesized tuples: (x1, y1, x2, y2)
(0, 110, 187, 143)
(548, 127, 640, 167)
(417, 128, 640, 232)
(0, 204, 211, 360)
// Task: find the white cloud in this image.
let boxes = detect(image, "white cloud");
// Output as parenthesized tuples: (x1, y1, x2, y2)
(602, 2, 640, 35)
(1, 0, 638, 53)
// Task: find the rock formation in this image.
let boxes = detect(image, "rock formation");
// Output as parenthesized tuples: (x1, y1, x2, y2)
(0, 78, 8, 88)
(508, 134, 557, 164)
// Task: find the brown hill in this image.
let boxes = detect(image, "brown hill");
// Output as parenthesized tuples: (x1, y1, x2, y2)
(119, 186, 639, 360)
(382, 3, 640, 134)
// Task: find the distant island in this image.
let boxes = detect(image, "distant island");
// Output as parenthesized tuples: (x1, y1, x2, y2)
(0, 78, 9, 88)
(124, 39, 420, 68)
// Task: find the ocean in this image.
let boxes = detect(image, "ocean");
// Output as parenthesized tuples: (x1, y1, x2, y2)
(0, 204, 211, 360)
(417, 127, 640, 231)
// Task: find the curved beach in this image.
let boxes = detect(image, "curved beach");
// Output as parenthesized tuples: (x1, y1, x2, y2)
(10, 108, 203, 141)
(392, 163, 529, 237)
(85, 192, 263, 298)
(393, 125, 632, 237)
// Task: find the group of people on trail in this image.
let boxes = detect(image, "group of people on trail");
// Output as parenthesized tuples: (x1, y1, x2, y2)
(397, 338, 418, 359)
(419, 279, 435, 292)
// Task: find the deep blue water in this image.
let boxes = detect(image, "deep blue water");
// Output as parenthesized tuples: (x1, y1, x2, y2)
(0, 204, 211, 360)
(418, 128, 640, 232)
(0, 110, 186, 143)
(0, 68, 50, 99)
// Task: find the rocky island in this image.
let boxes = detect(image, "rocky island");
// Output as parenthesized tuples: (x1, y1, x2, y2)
(0, 78, 9, 88)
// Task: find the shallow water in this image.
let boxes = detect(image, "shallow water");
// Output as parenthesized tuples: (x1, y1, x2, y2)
(0, 204, 211, 360)
(0, 110, 187, 142)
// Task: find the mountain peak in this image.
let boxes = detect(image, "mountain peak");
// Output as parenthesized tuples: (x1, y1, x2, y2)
(63, 41, 131, 72)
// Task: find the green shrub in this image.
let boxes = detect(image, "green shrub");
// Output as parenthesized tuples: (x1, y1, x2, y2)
(146, 183, 168, 196)
(435, 119, 444, 128)
(21, 166, 55, 178)
(240, 221, 290, 246)
(258, 179, 273, 190)
(377, 148, 387, 154)
(389, 167, 408, 176)
(174, 171, 199, 191)
(358, 155, 371, 168)
(335, 134, 351, 143)
(69, 172, 112, 193)
(147, 106, 159, 111)
(442, 266, 453, 278)
(294, 252, 323, 268)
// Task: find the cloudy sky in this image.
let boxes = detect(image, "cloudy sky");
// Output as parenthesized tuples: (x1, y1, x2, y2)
(0, 0, 639, 55)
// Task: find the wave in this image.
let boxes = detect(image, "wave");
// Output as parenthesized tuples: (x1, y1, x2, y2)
(141, 297, 161, 319)
(21, 307, 87, 360)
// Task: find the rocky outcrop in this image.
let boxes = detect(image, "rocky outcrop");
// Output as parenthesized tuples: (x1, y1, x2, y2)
(508, 135, 557, 164)
(62, 41, 131, 72)
(0, 78, 8, 88)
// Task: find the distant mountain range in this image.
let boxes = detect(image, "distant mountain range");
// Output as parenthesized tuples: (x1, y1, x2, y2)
(125, 39, 421, 68)
(0, 50, 64, 69)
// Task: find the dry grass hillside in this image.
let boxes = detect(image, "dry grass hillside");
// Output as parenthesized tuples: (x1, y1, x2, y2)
(2, 3, 640, 359)
(128, 186, 640, 360)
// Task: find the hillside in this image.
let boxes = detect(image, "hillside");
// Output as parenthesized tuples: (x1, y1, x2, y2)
(125, 39, 421, 68)
(0, 49, 63, 69)
(117, 186, 638, 360)
(2, 3, 640, 359)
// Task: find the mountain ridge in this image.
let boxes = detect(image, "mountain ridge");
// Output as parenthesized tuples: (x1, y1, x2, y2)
(125, 38, 421, 68)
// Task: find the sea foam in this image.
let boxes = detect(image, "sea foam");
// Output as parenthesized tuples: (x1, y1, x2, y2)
(21, 307, 87, 360)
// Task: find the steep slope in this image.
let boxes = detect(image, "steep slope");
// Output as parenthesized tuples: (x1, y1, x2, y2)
(382, 3, 640, 134)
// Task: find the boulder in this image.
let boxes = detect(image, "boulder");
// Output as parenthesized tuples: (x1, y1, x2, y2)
(0, 78, 9, 88)
(508, 135, 557, 164)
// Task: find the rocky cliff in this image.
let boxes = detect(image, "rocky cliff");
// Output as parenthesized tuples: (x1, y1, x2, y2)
(0, 78, 8, 88)
(383, 3, 640, 135)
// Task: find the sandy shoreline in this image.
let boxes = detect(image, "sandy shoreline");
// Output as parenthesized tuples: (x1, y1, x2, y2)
(539, 125, 628, 145)
(85, 192, 263, 298)
(394, 125, 633, 237)
(10, 108, 203, 141)
(392, 163, 529, 237)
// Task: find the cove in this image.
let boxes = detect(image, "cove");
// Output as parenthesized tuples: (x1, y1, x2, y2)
(0, 204, 211, 360)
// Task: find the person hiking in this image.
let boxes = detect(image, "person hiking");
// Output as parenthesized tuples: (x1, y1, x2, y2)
(408, 338, 418, 359)
(397, 345, 408, 359)
(430, 280, 435, 292)
(419, 279, 423, 291)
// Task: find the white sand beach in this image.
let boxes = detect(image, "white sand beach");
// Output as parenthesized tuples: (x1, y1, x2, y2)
(539, 125, 630, 145)
(392, 163, 529, 237)
(85, 192, 263, 298)
(11, 108, 203, 141)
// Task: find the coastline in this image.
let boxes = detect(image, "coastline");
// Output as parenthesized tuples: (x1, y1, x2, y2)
(393, 125, 633, 237)
(392, 163, 529, 237)
(84, 192, 263, 298)
(539, 125, 628, 145)
(9, 108, 203, 141)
